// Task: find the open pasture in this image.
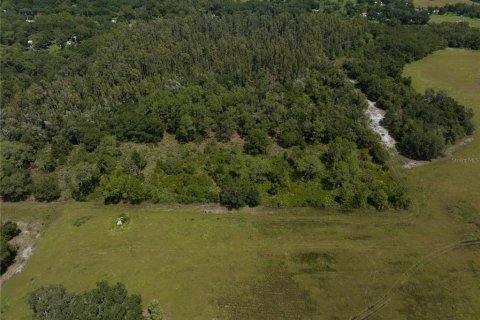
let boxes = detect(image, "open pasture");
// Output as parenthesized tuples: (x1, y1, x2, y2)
(429, 14, 480, 28)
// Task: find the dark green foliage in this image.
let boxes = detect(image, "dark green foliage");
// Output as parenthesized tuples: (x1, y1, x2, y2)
(0, 238, 17, 274)
(70, 162, 100, 201)
(27, 281, 143, 320)
(0, 221, 20, 274)
(219, 177, 260, 209)
(111, 104, 164, 143)
(33, 175, 61, 202)
(430, 3, 480, 19)
(346, 26, 476, 160)
(244, 129, 271, 155)
(1, 221, 21, 241)
(100, 174, 146, 204)
(0, 167, 32, 201)
(1, 0, 475, 209)
(348, 0, 429, 25)
(0, 141, 34, 201)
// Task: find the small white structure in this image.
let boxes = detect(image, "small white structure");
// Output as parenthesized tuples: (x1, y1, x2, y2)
(117, 218, 123, 226)
(26, 18, 35, 23)
(66, 36, 77, 46)
(361, 12, 368, 17)
(27, 40, 33, 45)
(111, 17, 118, 23)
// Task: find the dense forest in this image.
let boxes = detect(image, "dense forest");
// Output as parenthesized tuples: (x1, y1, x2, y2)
(1, 0, 479, 209)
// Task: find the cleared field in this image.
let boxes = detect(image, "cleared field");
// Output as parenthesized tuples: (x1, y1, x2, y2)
(1, 202, 479, 320)
(1, 48, 480, 319)
(429, 14, 480, 28)
(414, 0, 475, 7)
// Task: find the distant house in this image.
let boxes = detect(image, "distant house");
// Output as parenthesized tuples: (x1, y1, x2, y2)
(111, 17, 118, 23)
(26, 18, 35, 23)
(361, 12, 368, 17)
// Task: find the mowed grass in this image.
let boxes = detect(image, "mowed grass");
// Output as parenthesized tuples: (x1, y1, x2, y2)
(414, 0, 476, 7)
(429, 14, 480, 28)
(1, 48, 480, 319)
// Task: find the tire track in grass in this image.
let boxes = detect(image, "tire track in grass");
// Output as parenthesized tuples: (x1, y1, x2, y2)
(349, 238, 480, 320)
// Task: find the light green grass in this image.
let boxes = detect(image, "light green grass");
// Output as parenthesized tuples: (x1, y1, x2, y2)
(404, 49, 480, 213)
(429, 14, 480, 28)
(1, 48, 480, 319)
(414, 0, 476, 8)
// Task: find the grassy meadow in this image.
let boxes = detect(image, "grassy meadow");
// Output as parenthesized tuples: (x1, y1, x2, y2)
(414, 0, 476, 7)
(429, 14, 480, 28)
(1, 48, 480, 319)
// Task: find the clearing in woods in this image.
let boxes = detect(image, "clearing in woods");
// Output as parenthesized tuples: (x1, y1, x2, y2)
(413, 0, 476, 7)
(429, 14, 480, 28)
(1, 49, 479, 319)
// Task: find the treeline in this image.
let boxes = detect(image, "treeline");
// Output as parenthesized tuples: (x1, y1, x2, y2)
(0, 136, 410, 209)
(346, 24, 477, 160)
(427, 3, 480, 19)
(27, 281, 158, 320)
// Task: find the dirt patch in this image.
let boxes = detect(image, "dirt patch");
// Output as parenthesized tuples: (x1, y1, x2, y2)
(364, 100, 396, 149)
(401, 159, 429, 169)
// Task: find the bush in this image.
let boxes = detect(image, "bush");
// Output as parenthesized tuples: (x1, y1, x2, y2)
(0, 238, 17, 274)
(1, 221, 21, 241)
(244, 129, 271, 155)
(0, 167, 32, 201)
(219, 177, 260, 209)
(100, 174, 147, 204)
(70, 163, 100, 201)
(34, 175, 61, 202)
(0, 221, 20, 274)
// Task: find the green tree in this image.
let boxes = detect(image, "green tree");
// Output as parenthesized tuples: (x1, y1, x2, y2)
(0, 167, 32, 201)
(219, 177, 260, 209)
(34, 175, 61, 202)
(244, 129, 271, 155)
(70, 163, 100, 201)
(28, 281, 143, 320)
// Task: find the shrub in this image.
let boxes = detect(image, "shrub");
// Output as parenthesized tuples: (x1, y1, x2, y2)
(244, 129, 271, 155)
(34, 175, 61, 202)
(0, 238, 17, 274)
(0, 167, 32, 201)
(100, 174, 147, 204)
(219, 178, 260, 209)
(1, 221, 21, 241)
(70, 162, 100, 201)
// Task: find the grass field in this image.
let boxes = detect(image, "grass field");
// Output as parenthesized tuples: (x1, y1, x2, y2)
(429, 14, 480, 28)
(1, 48, 480, 319)
(414, 0, 476, 8)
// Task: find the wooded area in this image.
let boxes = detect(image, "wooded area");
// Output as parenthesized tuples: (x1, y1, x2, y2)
(1, 0, 479, 209)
